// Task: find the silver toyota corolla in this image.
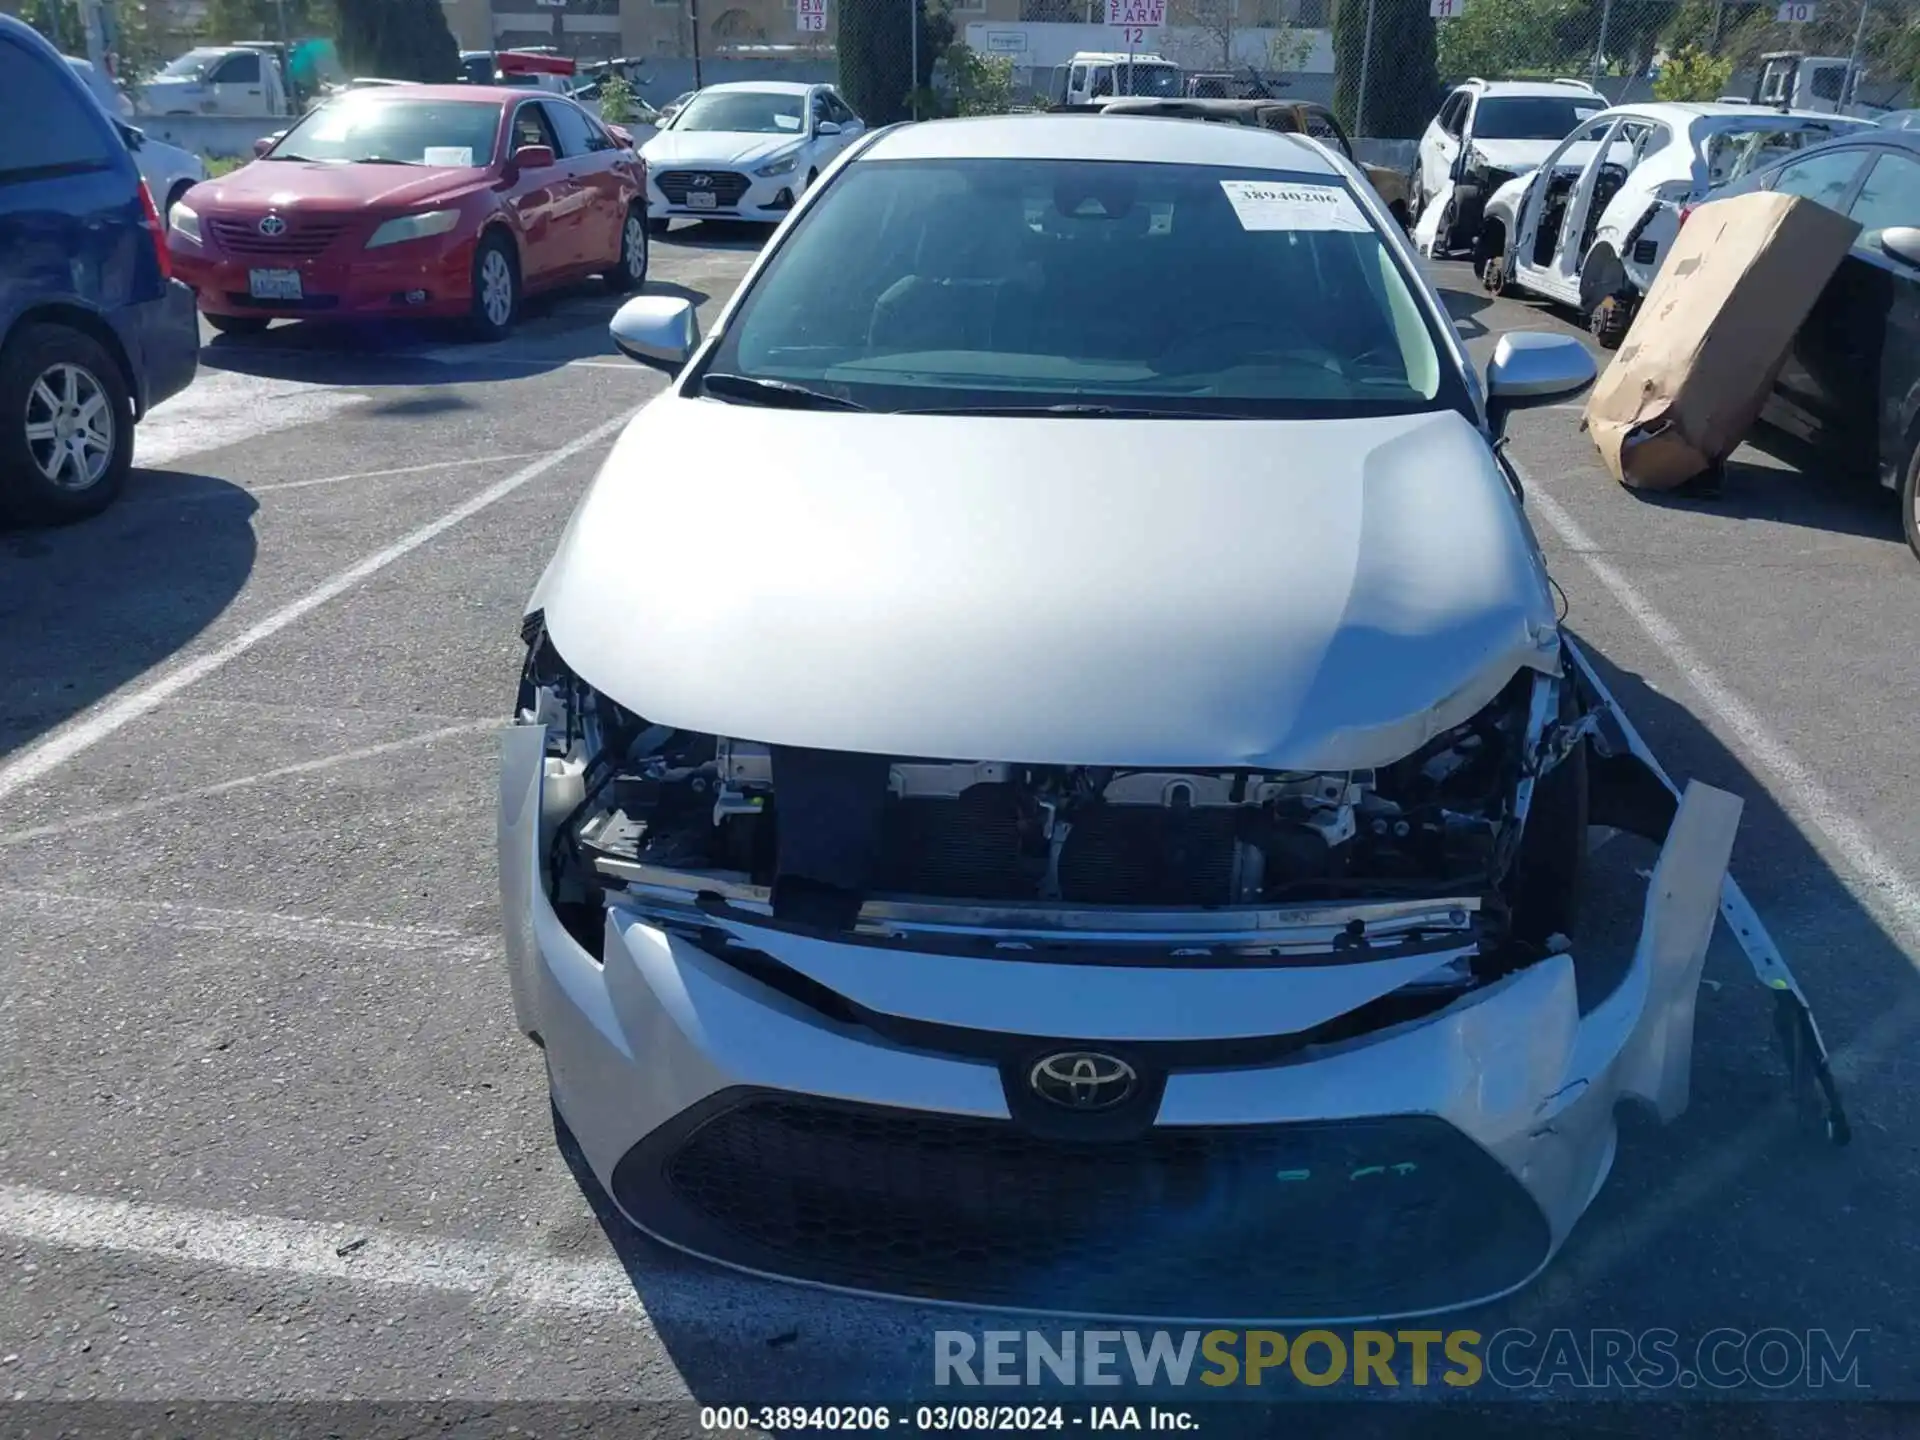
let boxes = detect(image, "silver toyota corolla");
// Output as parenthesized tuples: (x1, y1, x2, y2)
(499, 114, 1764, 1322)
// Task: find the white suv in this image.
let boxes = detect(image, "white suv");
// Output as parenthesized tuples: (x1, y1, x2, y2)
(1413, 78, 1607, 256)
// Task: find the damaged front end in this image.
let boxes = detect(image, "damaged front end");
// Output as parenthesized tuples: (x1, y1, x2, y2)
(499, 616, 1838, 1322)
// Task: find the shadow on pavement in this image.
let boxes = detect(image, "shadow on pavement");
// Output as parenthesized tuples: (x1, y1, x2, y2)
(543, 629, 1920, 1405)
(0, 470, 258, 761)
(658, 218, 771, 253)
(1632, 424, 1907, 548)
(192, 280, 643, 387)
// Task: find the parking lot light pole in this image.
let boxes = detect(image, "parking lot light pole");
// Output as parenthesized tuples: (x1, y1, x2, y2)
(1589, 0, 1614, 89)
(1841, 0, 1872, 111)
(1353, 0, 1376, 139)
(911, 0, 919, 120)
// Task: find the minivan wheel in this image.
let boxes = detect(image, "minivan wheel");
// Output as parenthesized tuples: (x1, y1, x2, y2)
(0, 324, 133, 524)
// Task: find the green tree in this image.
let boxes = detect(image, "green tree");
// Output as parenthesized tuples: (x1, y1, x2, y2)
(944, 43, 1014, 115)
(598, 72, 638, 123)
(1435, 0, 1579, 78)
(335, 0, 457, 82)
(1333, 0, 1439, 138)
(841, 0, 947, 124)
(200, 0, 339, 42)
(22, 0, 84, 53)
(1652, 43, 1732, 99)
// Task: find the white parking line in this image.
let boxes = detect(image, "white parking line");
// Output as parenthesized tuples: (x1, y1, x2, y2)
(130, 453, 548, 506)
(0, 887, 496, 958)
(1524, 480, 1920, 948)
(0, 720, 495, 848)
(0, 410, 636, 808)
(0, 1183, 643, 1317)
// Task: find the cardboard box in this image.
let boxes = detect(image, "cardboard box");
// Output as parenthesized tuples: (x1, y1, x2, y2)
(1583, 190, 1861, 491)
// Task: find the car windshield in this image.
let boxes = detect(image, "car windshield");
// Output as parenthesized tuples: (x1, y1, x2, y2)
(1110, 64, 1183, 97)
(267, 96, 502, 165)
(705, 156, 1451, 418)
(1474, 96, 1603, 140)
(672, 89, 804, 134)
(159, 48, 225, 79)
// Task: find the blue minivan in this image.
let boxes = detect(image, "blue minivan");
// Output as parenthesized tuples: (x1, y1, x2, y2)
(0, 14, 199, 523)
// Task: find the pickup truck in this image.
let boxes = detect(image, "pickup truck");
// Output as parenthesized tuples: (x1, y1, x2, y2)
(139, 43, 293, 116)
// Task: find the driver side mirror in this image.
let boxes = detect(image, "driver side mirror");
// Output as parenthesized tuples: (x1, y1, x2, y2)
(608, 124, 633, 148)
(116, 121, 146, 151)
(253, 134, 278, 157)
(815, 119, 841, 135)
(510, 143, 556, 174)
(1485, 331, 1596, 439)
(1879, 226, 1920, 268)
(610, 294, 700, 375)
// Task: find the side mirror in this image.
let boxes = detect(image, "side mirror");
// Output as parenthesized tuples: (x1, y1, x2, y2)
(511, 143, 557, 173)
(253, 134, 277, 157)
(1879, 226, 1920, 268)
(1485, 331, 1596, 438)
(610, 294, 699, 374)
(116, 121, 146, 151)
(608, 124, 633, 148)
(816, 119, 841, 135)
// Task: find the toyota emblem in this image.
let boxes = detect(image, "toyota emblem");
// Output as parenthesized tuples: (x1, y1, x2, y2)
(690, 174, 713, 188)
(258, 214, 287, 236)
(1028, 1051, 1137, 1111)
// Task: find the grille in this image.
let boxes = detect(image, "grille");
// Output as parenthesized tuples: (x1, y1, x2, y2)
(878, 784, 1035, 901)
(656, 170, 750, 207)
(209, 216, 350, 257)
(613, 1092, 1552, 1319)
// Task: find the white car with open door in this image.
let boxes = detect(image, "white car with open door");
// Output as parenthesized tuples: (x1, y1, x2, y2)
(1412, 78, 1607, 257)
(640, 81, 863, 230)
(1477, 101, 1872, 346)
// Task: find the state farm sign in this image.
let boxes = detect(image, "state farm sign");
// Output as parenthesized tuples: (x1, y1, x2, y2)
(1106, 0, 1166, 29)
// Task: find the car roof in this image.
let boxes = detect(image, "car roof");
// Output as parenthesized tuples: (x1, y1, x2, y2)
(863, 114, 1341, 174)
(1465, 79, 1603, 99)
(692, 80, 818, 96)
(320, 83, 532, 104)
(1102, 98, 1293, 115)
(1591, 99, 1876, 125)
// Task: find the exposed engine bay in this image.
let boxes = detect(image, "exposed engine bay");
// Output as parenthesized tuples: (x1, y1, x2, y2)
(521, 624, 1590, 968)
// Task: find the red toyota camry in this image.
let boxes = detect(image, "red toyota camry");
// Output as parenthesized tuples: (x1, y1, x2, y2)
(168, 85, 648, 340)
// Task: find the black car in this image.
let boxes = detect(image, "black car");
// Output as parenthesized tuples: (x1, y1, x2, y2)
(0, 14, 199, 523)
(1710, 128, 1920, 559)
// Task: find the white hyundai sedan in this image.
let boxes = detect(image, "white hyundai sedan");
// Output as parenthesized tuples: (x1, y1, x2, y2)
(640, 80, 863, 230)
(499, 114, 1793, 1322)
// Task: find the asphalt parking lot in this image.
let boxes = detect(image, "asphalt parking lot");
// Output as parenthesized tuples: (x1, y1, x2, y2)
(2, 222, 1919, 1420)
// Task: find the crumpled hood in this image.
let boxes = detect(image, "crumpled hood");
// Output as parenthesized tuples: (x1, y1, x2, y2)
(537, 400, 1559, 771)
(194, 160, 481, 213)
(641, 128, 802, 170)
(1470, 138, 1570, 174)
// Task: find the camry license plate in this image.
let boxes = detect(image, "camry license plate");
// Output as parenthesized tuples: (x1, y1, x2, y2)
(685, 191, 717, 210)
(248, 268, 302, 301)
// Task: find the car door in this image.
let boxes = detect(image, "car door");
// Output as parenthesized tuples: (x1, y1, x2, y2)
(208, 50, 265, 115)
(1513, 115, 1615, 285)
(1758, 144, 1877, 445)
(1835, 149, 1920, 479)
(504, 100, 570, 283)
(1422, 91, 1467, 198)
(0, 30, 133, 353)
(544, 99, 621, 269)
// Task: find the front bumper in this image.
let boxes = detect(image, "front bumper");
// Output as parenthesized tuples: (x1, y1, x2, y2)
(647, 168, 796, 224)
(170, 232, 477, 321)
(498, 722, 1744, 1323)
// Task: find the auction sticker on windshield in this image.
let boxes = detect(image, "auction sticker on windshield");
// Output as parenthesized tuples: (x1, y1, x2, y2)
(1220, 179, 1371, 233)
(423, 146, 473, 166)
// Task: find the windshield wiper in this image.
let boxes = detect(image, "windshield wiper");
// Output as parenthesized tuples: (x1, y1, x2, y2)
(354, 157, 420, 166)
(900, 403, 1233, 419)
(701, 373, 867, 411)
(263, 151, 318, 161)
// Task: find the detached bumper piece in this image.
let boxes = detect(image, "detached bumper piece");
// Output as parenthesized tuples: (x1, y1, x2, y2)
(614, 1093, 1549, 1321)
